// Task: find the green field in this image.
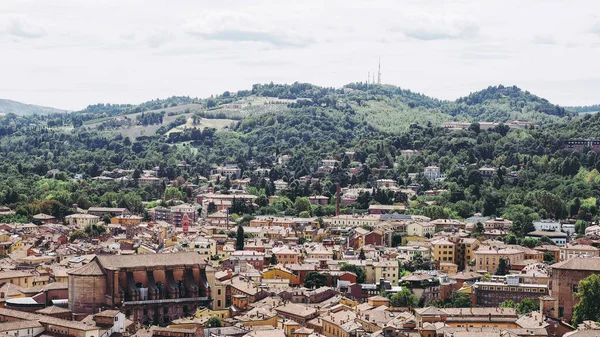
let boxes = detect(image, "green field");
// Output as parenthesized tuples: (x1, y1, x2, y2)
(166, 117, 237, 135)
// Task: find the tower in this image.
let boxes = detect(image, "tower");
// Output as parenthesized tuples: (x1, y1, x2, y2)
(367, 71, 370, 85)
(377, 57, 381, 84)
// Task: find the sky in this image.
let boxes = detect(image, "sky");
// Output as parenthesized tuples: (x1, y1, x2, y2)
(1, 0, 600, 110)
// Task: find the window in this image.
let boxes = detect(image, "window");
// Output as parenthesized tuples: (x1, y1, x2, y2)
(573, 284, 579, 293)
(218, 289, 222, 296)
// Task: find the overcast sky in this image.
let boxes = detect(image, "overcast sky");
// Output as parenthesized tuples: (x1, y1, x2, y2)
(1, 0, 600, 110)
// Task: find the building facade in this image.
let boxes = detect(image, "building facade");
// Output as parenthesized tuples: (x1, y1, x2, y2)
(68, 252, 210, 325)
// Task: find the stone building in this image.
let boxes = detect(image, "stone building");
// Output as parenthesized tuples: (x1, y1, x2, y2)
(68, 252, 210, 325)
(550, 256, 600, 322)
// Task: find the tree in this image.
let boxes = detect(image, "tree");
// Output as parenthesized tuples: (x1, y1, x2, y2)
(500, 300, 516, 308)
(575, 220, 589, 236)
(390, 288, 418, 308)
(543, 251, 555, 263)
(206, 316, 222, 328)
(163, 187, 183, 201)
(573, 274, 600, 325)
(473, 222, 485, 235)
(358, 248, 366, 260)
(496, 258, 510, 276)
(269, 254, 278, 265)
(516, 299, 538, 315)
(69, 230, 88, 242)
(304, 272, 328, 288)
(447, 292, 472, 308)
(84, 224, 106, 237)
(207, 202, 217, 214)
(294, 197, 312, 215)
(273, 197, 293, 212)
(236, 225, 245, 250)
(453, 200, 473, 218)
(339, 263, 366, 283)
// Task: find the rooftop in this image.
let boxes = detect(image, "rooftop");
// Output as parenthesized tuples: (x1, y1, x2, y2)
(551, 257, 600, 271)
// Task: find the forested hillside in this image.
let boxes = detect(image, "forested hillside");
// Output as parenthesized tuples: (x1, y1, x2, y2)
(443, 85, 569, 123)
(1, 82, 599, 239)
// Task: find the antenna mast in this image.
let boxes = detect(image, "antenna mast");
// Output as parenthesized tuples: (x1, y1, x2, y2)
(377, 57, 381, 84)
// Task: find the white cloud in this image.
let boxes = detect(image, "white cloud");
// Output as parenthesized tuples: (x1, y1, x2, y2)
(531, 35, 557, 45)
(390, 12, 479, 41)
(3, 15, 46, 39)
(145, 31, 171, 48)
(0, 0, 600, 109)
(184, 11, 312, 47)
(591, 21, 600, 37)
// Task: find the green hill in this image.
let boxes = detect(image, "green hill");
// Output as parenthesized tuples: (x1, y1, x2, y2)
(442, 85, 569, 123)
(0, 99, 69, 116)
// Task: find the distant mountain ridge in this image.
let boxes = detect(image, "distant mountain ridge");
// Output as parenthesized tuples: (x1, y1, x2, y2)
(0, 99, 70, 116)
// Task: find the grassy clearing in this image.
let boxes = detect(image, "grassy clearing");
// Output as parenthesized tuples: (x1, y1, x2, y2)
(166, 117, 237, 135)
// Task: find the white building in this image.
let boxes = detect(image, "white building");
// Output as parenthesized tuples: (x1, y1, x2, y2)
(213, 164, 241, 179)
(321, 159, 339, 167)
(424, 166, 446, 181)
(560, 244, 599, 261)
(526, 231, 568, 245)
(533, 219, 561, 232)
(65, 213, 100, 227)
(375, 179, 397, 189)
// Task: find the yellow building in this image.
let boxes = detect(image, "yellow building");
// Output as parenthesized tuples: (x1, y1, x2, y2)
(196, 307, 229, 320)
(136, 245, 157, 254)
(186, 239, 217, 260)
(305, 246, 334, 260)
(272, 246, 301, 264)
(237, 310, 279, 328)
(402, 236, 429, 245)
(474, 246, 524, 274)
(440, 263, 458, 275)
(373, 260, 399, 285)
(0, 271, 36, 288)
(321, 310, 358, 337)
(110, 215, 142, 226)
(205, 266, 227, 310)
(347, 259, 399, 284)
(432, 239, 456, 264)
(283, 320, 300, 336)
(454, 238, 479, 270)
(406, 222, 435, 237)
(263, 266, 300, 286)
(367, 295, 390, 307)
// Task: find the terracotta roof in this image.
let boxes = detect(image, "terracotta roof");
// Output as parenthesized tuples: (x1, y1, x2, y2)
(275, 303, 318, 318)
(67, 260, 105, 276)
(96, 252, 206, 270)
(527, 231, 567, 238)
(32, 213, 54, 220)
(551, 257, 600, 271)
(36, 305, 72, 315)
